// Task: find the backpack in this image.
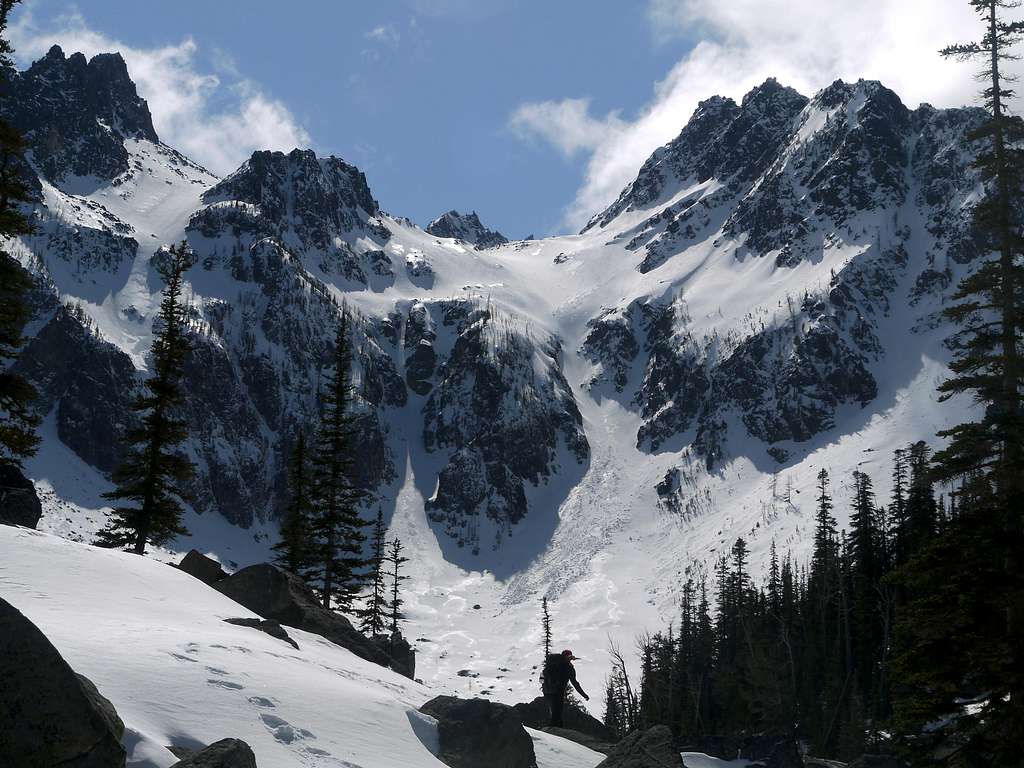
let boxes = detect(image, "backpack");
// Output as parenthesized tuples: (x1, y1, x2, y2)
(541, 653, 569, 695)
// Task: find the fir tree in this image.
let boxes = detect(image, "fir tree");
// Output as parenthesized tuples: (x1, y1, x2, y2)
(0, 0, 40, 467)
(308, 307, 369, 611)
(358, 507, 388, 636)
(272, 429, 312, 575)
(541, 596, 552, 658)
(386, 537, 409, 634)
(96, 243, 197, 554)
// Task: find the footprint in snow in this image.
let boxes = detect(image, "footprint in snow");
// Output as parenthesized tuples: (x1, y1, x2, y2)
(205, 666, 228, 675)
(169, 653, 199, 663)
(207, 679, 244, 690)
(259, 713, 315, 744)
(247, 696, 275, 708)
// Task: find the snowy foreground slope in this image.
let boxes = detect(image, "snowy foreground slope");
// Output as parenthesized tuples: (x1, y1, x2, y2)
(0, 526, 603, 768)
(3, 49, 984, 714)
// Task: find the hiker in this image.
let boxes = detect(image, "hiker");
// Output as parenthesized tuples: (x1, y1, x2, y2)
(542, 648, 589, 728)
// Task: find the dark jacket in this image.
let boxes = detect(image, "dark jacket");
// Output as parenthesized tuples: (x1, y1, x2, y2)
(542, 653, 587, 699)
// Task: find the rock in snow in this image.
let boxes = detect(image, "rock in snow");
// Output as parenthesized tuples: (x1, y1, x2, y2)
(419, 695, 538, 768)
(178, 549, 229, 585)
(0, 596, 126, 768)
(169, 738, 258, 768)
(426, 210, 509, 249)
(0, 463, 42, 529)
(595, 725, 681, 768)
(213, 562, 396, 672)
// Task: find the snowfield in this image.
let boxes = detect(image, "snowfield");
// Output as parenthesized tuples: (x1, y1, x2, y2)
(0, 526, 603, 768)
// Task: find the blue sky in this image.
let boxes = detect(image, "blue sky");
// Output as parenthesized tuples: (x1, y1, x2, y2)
(10, 0, 985, 237)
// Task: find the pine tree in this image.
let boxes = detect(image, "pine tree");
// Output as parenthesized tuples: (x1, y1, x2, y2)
(386, 537, 409, 634)
(0, 0, 40, 467)
(272, 430, 312, 575)
(358, 507, 388, 636)
(96, 243, 196, 553)
(308, 307, 369, 611)
(891, 12, 1024, 757)
(541, 596, 552, 658)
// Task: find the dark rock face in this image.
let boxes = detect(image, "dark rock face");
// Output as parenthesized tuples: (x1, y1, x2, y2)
(14, 304, 139, 474)
(419, 696, 537, 768)
(596, 725, 681, 768)
(0, 597, 127, 768)
(223, 618, 299, 650)
(371, 632, 416, 679)
(422, 300, 588, 552)
(168, 738, 257, 768)
(177, 550, 228, 585)
(213, 563, 395, 671)
(2, 45, 158, 183)
(0, 464, 42, 528)
(426, 210, 509, 249)
(513, 696, 614, 742)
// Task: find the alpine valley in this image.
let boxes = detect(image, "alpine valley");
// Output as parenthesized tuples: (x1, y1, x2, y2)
(3, 43, 983, 733)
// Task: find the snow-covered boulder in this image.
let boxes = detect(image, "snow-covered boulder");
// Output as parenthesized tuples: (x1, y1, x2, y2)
(0, 597, 126, 768)
(419, 695, 538, 768)
(168, 738, 257, 768)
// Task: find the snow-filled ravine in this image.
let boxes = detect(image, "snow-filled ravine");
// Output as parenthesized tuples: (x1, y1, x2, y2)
(0, 525, 604, 768)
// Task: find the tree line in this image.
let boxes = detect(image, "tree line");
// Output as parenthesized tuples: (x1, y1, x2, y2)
(604, 1, 1024, 762)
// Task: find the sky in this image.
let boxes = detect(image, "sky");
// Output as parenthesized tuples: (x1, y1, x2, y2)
(8, 0, 998, 238)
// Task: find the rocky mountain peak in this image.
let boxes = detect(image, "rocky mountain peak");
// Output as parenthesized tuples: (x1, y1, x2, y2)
(202, 148, 383, 242)
(2, 45, 158, 183)
(426, 210, 509, 249)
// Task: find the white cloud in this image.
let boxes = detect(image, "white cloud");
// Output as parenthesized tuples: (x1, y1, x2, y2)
(9, 10, 312, 176)
(513, 0, 1004, 231)
(509, 98, 626, 159)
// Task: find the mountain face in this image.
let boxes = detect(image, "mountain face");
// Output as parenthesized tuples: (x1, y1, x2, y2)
(5, 49, 986, 677)
(426, 210, 508, 249)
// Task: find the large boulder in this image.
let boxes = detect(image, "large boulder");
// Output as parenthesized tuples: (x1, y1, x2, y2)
(597, 725, 682, 768)
(372, 631, 416, 679)
(514, 696, 614, 742)
(0, 597, 126, 767)
(213, 563, 394, 671)
(0, 463, 42, 528)
(419, 695, 537, 768)
(169, 738, 257, 768)
(177, 549, 228, 585)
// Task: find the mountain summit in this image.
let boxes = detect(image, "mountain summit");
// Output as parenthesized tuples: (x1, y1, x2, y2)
(426, 210, 509, 249)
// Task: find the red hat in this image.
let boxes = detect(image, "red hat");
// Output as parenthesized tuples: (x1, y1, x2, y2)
(562, 649, 579, 661)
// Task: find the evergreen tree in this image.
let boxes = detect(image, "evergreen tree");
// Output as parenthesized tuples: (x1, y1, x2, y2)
(386, 537, 409, 634)
(96, 243, 196, 554)
(920, 8, 1024, 756)
(308, 307, 369, 611)
(541, 596, 552, 658)
(0, 0, 40, 467)
(272, 430, 312, 575)
(358, 507, 388, 635)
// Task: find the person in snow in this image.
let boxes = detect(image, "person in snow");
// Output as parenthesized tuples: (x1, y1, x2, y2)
(542, 649, 589, 728)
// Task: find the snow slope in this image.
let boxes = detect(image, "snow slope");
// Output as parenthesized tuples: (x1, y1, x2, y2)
(0, 525, 602, 768)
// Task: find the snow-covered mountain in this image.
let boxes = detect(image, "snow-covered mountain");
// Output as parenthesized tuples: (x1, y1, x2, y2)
(425, 210, 509, 249)
(3, 47, 983, 711)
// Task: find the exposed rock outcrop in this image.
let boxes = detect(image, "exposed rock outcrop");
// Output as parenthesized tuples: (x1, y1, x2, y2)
(213, 563, 399, 672)
(169, 738, 257, 768)
(0, 464, 43, 528)
(0, 597, 126, 768)
(596, 725, 681, 768)
(178, 549, 228, 585)
(419, 696, 537, 768)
